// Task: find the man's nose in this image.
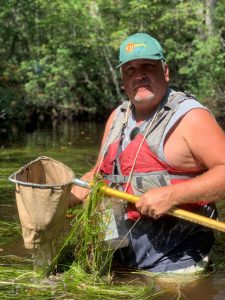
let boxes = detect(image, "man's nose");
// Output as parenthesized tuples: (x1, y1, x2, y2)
(136, 72, 147, 81)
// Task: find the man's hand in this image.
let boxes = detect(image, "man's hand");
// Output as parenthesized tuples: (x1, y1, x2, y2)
(135, 186, 176, 219)
(69, 186, 90, 207)
(69, 170, 95, 207)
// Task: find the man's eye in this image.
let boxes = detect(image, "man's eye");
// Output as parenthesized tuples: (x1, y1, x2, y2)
(146, 64, 155, 69)
(126, 68, 135, 75)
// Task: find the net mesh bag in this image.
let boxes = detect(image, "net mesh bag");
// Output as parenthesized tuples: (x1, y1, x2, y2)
(9, 156, 75, 249)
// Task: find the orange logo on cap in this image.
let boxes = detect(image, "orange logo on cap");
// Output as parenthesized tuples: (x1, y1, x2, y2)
(126, 43, 135, 52)
(125, 43, 146, 52)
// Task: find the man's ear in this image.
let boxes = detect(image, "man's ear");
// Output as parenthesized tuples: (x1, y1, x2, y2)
(164, 63, 170, 82)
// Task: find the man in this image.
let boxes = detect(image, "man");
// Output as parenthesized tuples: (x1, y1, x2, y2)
(71, 33, 225, 273)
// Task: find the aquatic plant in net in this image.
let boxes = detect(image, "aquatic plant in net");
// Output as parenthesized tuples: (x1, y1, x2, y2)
(52, 179, 113, 278)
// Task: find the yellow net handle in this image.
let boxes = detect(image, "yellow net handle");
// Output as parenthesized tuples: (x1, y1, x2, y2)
(101, 185, 225, 233)
(73, 178, 225, 233)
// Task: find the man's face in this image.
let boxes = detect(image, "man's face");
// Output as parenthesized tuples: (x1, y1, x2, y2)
(121, 59, 169, 109)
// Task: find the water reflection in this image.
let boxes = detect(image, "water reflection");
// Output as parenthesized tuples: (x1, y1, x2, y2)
(1, 120, 103, 148)
(0, 121, 104, 175)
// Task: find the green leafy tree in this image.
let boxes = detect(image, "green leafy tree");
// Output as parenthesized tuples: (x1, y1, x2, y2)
(0, 0, 224, 122)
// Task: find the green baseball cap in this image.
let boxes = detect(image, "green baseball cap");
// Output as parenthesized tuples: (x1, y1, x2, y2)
(117, 33, 164, 68)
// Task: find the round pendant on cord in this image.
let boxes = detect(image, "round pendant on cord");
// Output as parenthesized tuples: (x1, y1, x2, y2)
(130, 127, 140, 140)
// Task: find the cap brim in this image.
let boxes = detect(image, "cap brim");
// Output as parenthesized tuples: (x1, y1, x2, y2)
(116, 55, 165, 69)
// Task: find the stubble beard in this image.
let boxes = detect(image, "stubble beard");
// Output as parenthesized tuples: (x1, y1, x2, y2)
(132, 89, 161, 115)
(133, 89, 155, 104)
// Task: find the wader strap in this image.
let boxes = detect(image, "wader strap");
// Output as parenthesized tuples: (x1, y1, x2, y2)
(100, 101, 131, 157)
(103, 174, 129, 184)
(103, 172, 198, 184)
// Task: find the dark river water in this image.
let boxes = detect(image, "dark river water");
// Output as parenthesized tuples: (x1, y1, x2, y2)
(1, 120, 225, 299)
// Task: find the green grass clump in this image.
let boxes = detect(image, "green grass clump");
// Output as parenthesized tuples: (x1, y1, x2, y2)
(50, 179, 112, 277)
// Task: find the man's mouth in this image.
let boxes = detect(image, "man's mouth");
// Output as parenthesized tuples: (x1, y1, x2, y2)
(133, 84, 151, 92)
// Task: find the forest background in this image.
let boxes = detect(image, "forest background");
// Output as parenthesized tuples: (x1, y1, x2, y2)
(0, 0, 224, 127)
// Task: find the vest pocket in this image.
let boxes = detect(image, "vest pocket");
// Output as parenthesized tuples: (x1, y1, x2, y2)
(130, 171, 171, 196)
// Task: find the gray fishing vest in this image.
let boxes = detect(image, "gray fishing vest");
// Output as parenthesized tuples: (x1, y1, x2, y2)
(101, 89, 206, 192)
(101, 89, 192, 157)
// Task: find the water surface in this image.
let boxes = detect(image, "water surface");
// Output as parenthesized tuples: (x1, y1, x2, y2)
(1, 121, 225, 299)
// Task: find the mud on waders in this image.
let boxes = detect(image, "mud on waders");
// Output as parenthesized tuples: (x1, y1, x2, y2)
(9, 156, 129, 265)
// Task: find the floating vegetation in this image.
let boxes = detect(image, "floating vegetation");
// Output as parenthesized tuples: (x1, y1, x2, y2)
(1, 178, 163, 299)
(0, 220, 21, 246)
(0, 264, 162, 300)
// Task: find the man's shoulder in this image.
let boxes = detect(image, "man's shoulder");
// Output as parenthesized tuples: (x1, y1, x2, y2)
(169, 89, 205, 110)
(170, 89, 197, 102)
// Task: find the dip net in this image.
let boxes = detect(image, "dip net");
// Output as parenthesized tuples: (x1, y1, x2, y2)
(9, 156, 75, 250)
(9, 156, 129, 275)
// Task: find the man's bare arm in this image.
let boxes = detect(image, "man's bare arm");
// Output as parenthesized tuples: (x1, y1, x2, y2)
(136, 109, 225, 218)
